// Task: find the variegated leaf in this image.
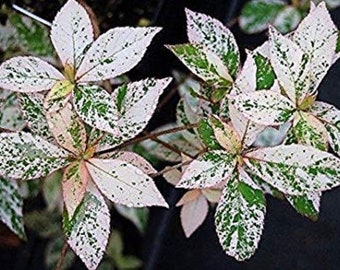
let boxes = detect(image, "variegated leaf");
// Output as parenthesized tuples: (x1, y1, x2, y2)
(180, 193, 209, 238)
(312, 101, 340, 156)
(0, 57, 63, 93)
(231, 90, 295, 126)
(0, 90, 25, 131)
(0, 177, 26, 239)
(245, 144, 340, 195)
(269, 27, 310, 104)
(239, 0, 285, 34)
(18, 93, 55, 142)
(186, 8, 239, 76)
(166, 43, 232, 84)
(293, 2, 337, 96)
(51, 0, 94, 67)
(286, 112, 328, 151)
(177, 150, 237, 189)
(113, 78, 172, 141)
(86, 158, 168, 207)
(210, 117, 241, 154)
(198, 118, 223, 150)
(62, 161, 90, 218)
(252, 52, 276, 90)
(76, 27, 161, 82)
(246, 171, 284, 199)
(273, 6, 301, 34)
(101, 151, 157, 175)
(0, 132, 69, 180)
(64, 182, 110, 270)
(215, 172, 266, 261)
(46, 103, 87, 154)
(286, 192, 321, 220)
(73, 85, 119, 135)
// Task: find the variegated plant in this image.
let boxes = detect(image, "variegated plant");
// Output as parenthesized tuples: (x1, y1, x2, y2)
(167, 3, 340, 261)
(239, 0, 340, 34)
(0, 0, 172, 269)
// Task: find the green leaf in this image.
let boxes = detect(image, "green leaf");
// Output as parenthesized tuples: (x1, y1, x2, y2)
(198, 119, 222, 150)
(286, 192, 320, 221)
(45, 237, 76, 270)
(115, 84, 127, 113)
(239, 0, 285, 34)
(0, 177, 26, 239)
(114, 205, 149, 233)
(273, 6, 301, 34)
(215, 172, 266, 261)
(253, 52, 276, 90)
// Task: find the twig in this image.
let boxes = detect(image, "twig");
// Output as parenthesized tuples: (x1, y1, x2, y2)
(96, 123, 199, 156)
(55, 240, 68, 270)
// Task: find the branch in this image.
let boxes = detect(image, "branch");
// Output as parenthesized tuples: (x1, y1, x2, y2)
(55, 240, 68, 270)
(96, 123, 198, 156)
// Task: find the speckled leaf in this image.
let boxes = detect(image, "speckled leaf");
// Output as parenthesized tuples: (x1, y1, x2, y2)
(62, 161, 90, 218)
(273, 6, 301, 34)
(269, 27, 310, 103)
(198, 118, 222, 150)
(0, 132, 69, 180)
(46, 103, 87, 154)
(18, 92, 55, 142)
(293, 3, 337, 97)
(112, 78, 172, 141)
(76, 27, 161, 82)
(51, 0, 94, 67)
(63, 182, 110, 270)
(286, 112, 328, 151)
(0, 90, 25, 131)
(166, 43, 232, 84)
(177, 150, 237, 189)
(86, 158, 168, 207)
(215, 172, 266, 261)
(312, 101, 340, 156)
(101, 151, 157, 175)
(73, 85, 119, 135)
(286, 192, 321, 220)
(253, 52, 276, 90)
(0, 178, 26, 239)
(245, 144, 340, 195)
(186, 9, 239, 76)
(180, 193, 209, 238)
(231, 90, 295, 126)
(239, 0, 285, 34)
(0, 57, 63, 93)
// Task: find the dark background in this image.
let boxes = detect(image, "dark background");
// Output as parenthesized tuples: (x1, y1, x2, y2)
(2, 0, 340, 269)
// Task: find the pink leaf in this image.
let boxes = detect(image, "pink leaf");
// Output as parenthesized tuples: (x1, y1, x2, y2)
(180, 194, 209, 238)
(176, 190, 201, 206)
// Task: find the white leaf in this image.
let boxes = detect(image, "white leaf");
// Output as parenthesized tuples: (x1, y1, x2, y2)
(0, 132, 69, 180)
(186, 8, 239, 76)
(293, 2, 337, 94)
(245, 144, 340, 195)
(0, 178, 26, 239)
(46, 103, 87, 154)
(101, 151, 157, 175)
(0, 56, 63, 93)
(231, 90, 295, 126)
(64, 182, 110, 270)
(180, 194, 209, 238)
(269, 27, 310, 104)
(73, 84, 119, 135)
(51, 0, 94, 67)
(215, 172, 266, 261)
(76, 27, 161, 82)
(86, 158, 168, 207)
(177, 150, 237, 189)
